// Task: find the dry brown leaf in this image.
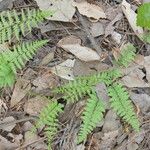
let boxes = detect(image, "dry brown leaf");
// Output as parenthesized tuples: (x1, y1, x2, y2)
(51, 59, 75, 80)
(58, 36, 100, 61)
(40, 52, 54, 65)
(32, 71, 59, 91)
(90, 22, 104, 37)
(72, 1, 106, 20)
(121, 0, 143, 37)
(144, 55, 150, 83)
(11, 79, 31, 107)
(24, 96, 49, 115)
(121, 68, 149, 87)
(35, 0, 75, 22)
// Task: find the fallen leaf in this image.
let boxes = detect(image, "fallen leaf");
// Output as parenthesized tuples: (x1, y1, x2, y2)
(73, 1, 106, 20)
(130, 92, 150, 113)
(35, 0, 75, 22)
(121, 68, 149, 87)
(24, 96, 49, 115)
(11, 79, 31, 107)
(90, 22, 104, 37)
(51, 59, 75, 80)
(58, 36, 101, 62)
(40, 52, 54, 65)
(1, 117, 16, 132)
(32, 71, 59, 91)
(111, 31, 122, 44)
(144, 55, 150, 83)
(121, 0, 143, 37)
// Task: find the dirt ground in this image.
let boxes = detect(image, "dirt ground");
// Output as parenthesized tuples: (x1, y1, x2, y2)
(0, 0, 150, 150)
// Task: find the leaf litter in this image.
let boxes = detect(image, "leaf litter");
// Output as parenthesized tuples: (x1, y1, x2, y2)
(1, 0, 150, 149)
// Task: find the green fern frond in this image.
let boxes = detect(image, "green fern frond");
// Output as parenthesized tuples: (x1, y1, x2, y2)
(54, 69, 121, 102)
(0, 40, 48, 87)
(35, 101, 63, 150)
(0, 9, 53, 43)
(77, 89, 105, 143)
(107, 83, 140, 132)
(116, 43, 136, 67)
(137, 3, 150, 29)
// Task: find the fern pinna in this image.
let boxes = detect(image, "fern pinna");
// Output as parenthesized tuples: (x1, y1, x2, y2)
(78, 89, 105, 143)
(0, 9, 53, 43)
(0, 40, 48, 87)
(35, 101, 63, 150)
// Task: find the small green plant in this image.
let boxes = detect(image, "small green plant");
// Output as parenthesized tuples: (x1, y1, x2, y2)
(36, 43, 140, 148)
(0, 9, 53, 43)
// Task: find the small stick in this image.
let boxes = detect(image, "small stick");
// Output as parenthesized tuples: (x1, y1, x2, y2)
(76, 10, 102, 56)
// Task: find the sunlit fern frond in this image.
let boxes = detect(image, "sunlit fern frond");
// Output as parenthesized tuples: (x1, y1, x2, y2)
(77, 89, 105, 143)
(0, 40, 48, 87)
(35, 101, 63, 150)
(107, 82, 140, 132)
(0, 9, 53, 43)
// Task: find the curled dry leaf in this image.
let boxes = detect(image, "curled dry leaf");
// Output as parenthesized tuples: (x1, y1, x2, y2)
(58, 36, 101, 62)
(72, 1, 106, 21)
(51, 59, 75, 80)
(11, 79, 31, 107)
(35, 0, 75, 22)
(121, 0, 143, 38)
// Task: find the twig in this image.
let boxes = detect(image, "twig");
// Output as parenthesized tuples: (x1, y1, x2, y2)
(76, 10, 102, 56)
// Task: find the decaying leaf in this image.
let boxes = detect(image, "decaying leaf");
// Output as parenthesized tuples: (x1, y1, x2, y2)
(11, 79, 31, 107)
(35, 0, 75, 22)
(58, 36, 101, 62)
(72, 1, 106, 21)
(121, 68, 149, 87)
(144, 55, 150, 83)
(121, 0, 143, 38)
(24, 96, 50, 115)
(51, 59, 75, 80)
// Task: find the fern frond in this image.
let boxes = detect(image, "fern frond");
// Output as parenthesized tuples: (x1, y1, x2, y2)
(107, 83, 140, 132)
(54, 69, 121, 102)
(0, 40, 48, 87)
(137, 3, 150, 29)
(0, 9, 53, 43)
(116, 43, 136, 67)
(35, 101, 63, 149)
(77, 89, 105, 143)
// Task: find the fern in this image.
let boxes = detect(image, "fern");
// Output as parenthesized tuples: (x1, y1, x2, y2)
(137, 3, 150, 29)
(77, 89, 105, 144)
(115, 43, 136, 67)
(0, 40, 48, 87)
(35, 101, 63, 150)
(54, 69, 121, 102)
(0, 9, 53, 43)
(107, 83, 140, 132)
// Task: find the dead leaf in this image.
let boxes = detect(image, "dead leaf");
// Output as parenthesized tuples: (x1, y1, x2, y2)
(51, 59, 75, 80)
(130, 92, 150, 113)
(112, 31, 122, 44)
(72, 1, 106, 21)
(73, 60, 109, 76)
(144, 55, 150, 83)
(32, 71, 59, 91)
(40, 52, 54, 65)
(90, 22, 104, 37)
(121, 68, 149, 87)
(24, 96, 49, 115)
(11, 79, 31, 107)
(58, 36, 101, 61)
(1, 117, 16, 132)
(121, 0, 143, 37)
(35, 0, 75, 22)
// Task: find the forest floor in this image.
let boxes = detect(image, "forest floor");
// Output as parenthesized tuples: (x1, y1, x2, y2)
(0, 0, 150, 150)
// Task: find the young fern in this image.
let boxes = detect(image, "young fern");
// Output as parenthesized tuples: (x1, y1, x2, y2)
(0, 9, 53, 43)
(35, 101, 63, 150)
(0, 40, 48, 87)
(115, 43, 136, 67)
(78, 89, 105, 144)
(107, 83, 140, 131)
